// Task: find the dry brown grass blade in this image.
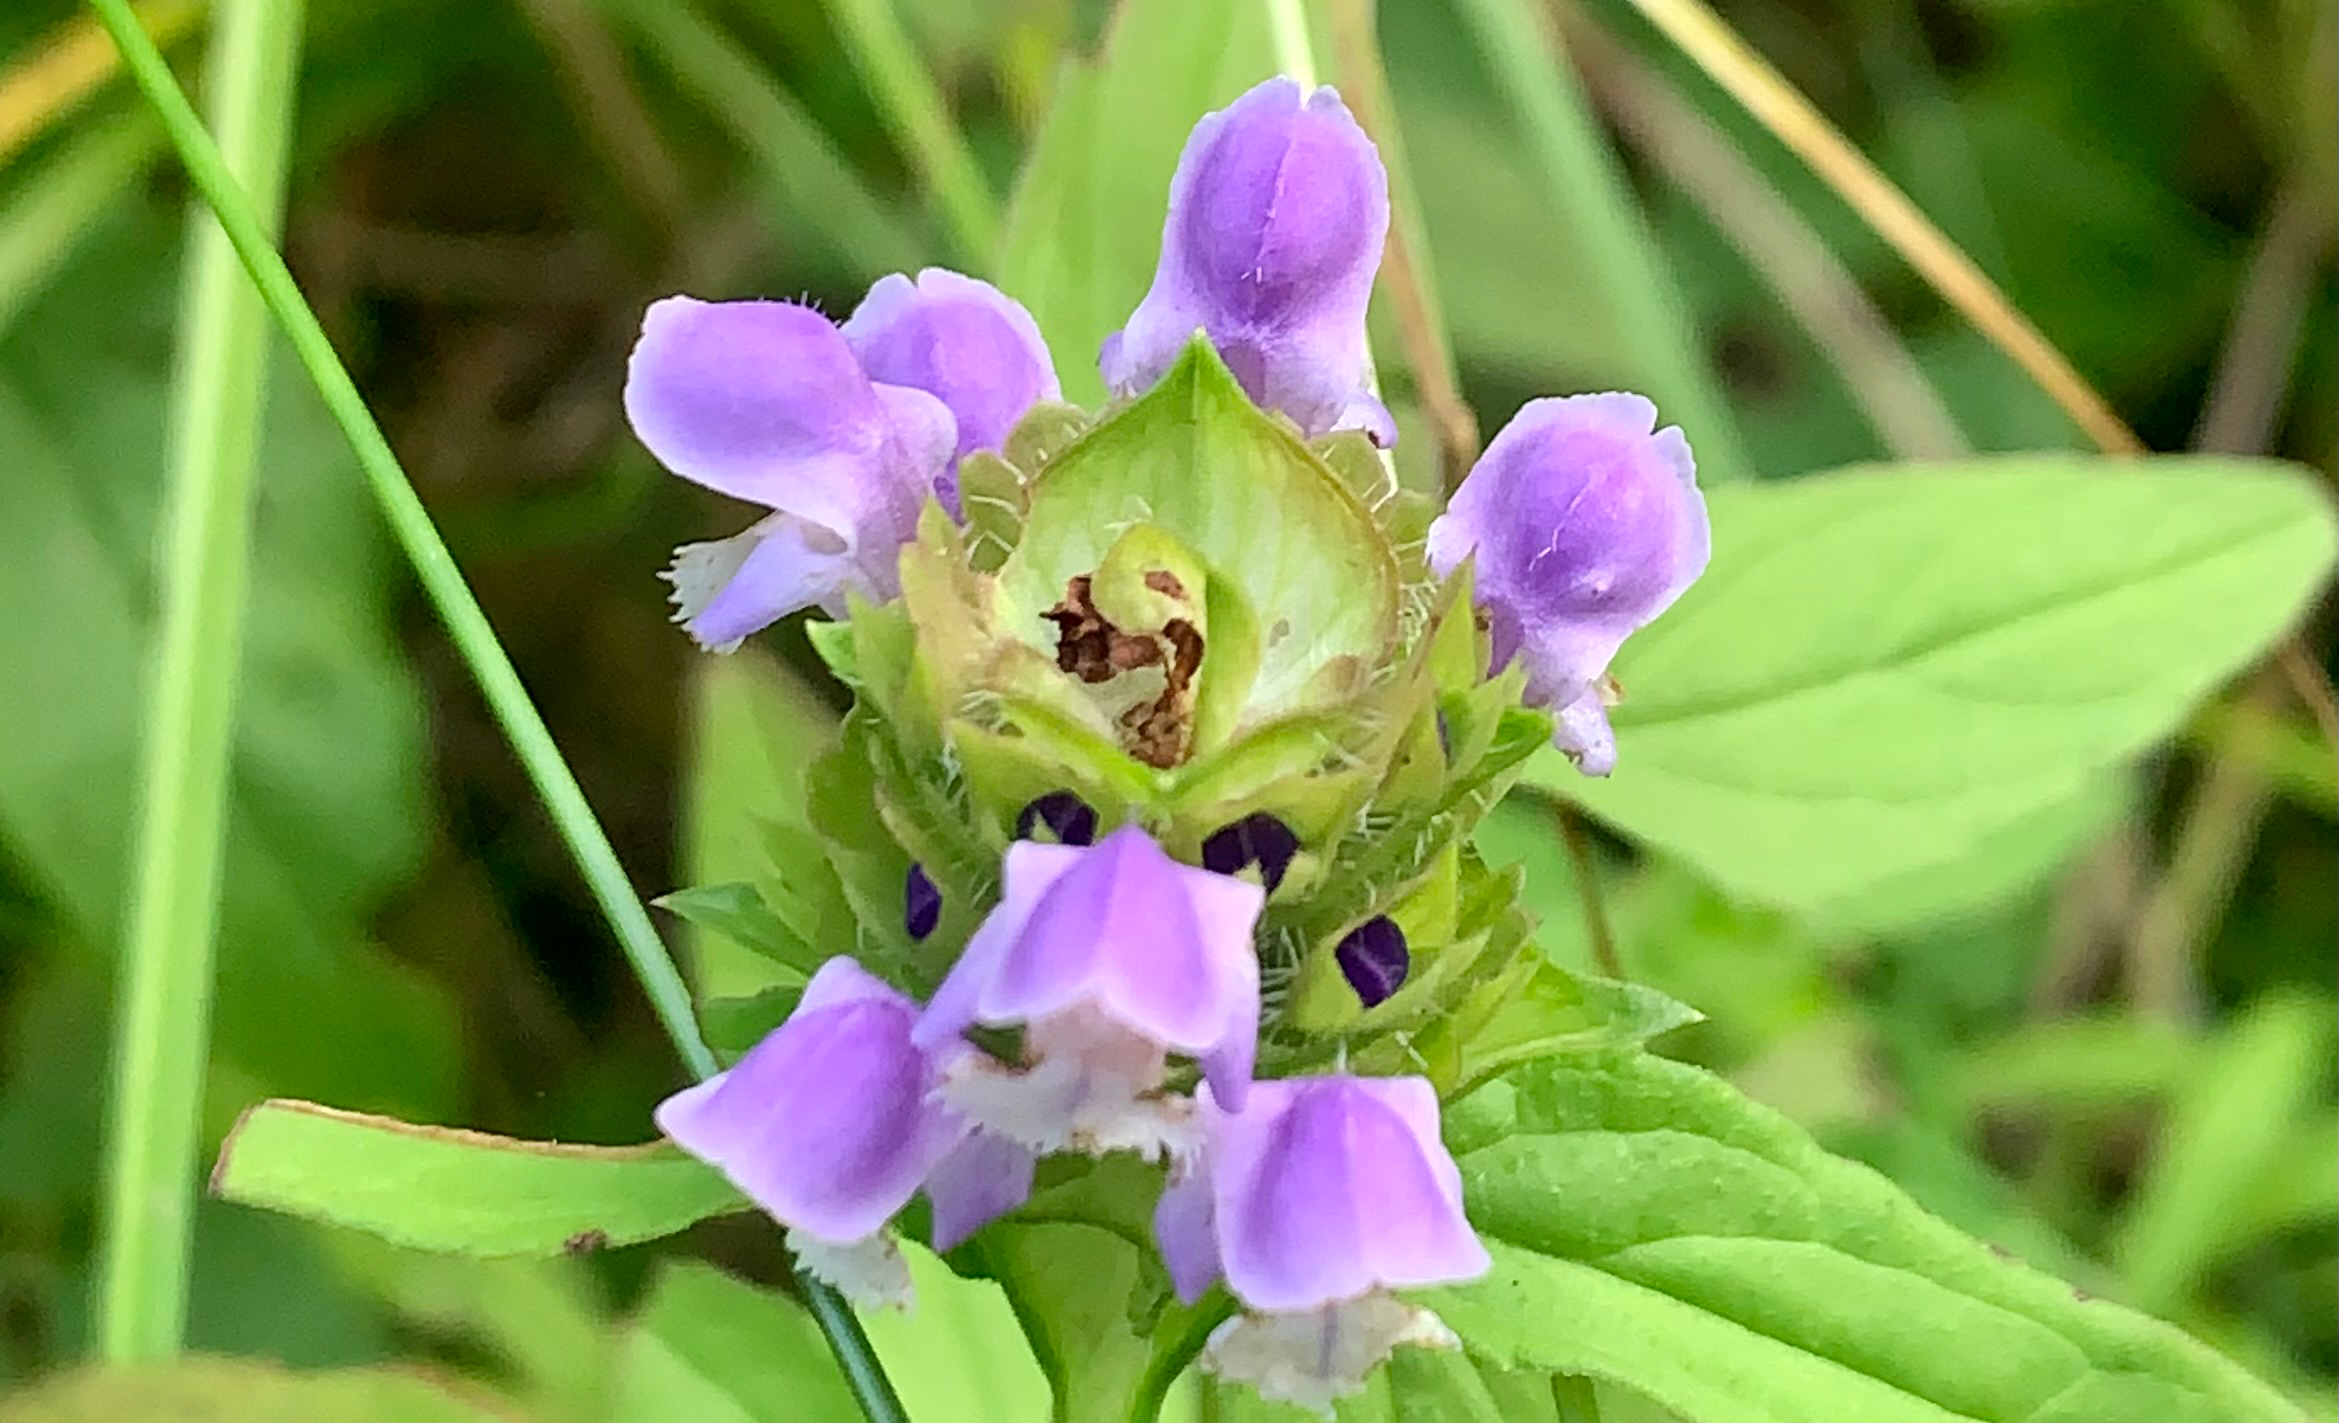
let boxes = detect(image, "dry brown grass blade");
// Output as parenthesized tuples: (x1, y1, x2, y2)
(1566, 14, 1965, 462)
(1325, 0, 1483, 489)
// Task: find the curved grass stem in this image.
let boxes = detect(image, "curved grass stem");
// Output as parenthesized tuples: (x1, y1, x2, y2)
(85, 3, 909, 1417)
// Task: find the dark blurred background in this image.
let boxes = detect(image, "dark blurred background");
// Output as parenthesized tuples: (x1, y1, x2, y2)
(0, 0, 2330, 1414)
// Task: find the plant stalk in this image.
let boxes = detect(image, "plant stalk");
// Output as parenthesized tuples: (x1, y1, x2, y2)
(93, 0, 305, 1363)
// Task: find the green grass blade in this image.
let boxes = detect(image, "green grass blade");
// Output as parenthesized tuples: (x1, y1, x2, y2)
(93, 0, 305, 1363)
(1449, 0, 1753, 484)
(0, 111, 163, 337)
(86, 5, 911, 1417)
(818, 0, 999, 262)
(603, 0, 921, 279)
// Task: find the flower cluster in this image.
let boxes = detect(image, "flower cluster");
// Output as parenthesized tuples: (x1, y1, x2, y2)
(628, 73, 1711, 1411)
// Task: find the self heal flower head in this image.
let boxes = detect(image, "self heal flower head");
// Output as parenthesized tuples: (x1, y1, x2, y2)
(914, 825, 1264, 1159)
(626, 297, 955, 651)
(1154, 1075, 1489, 1411)
(841, 269, 1060, 516)
(655, 957, 1030, 1306)
(1425, 392, 1708, 775)
(1100, 77, 1394, 444)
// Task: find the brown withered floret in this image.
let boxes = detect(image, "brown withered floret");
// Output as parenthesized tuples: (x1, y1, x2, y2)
(1044, 573, 1205, 769)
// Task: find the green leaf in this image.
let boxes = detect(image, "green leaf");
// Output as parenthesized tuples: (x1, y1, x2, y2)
(1536, 458, 2337, 909)
(1426, 1053, 2297, 1423)
(654, 883, 818, 981)
(616, 1261, 864, 1423)
(212, 1100, 745, 1255)
(994, 0, 1274, 405)
(0, 1358, 517, 1423)
(620, 1252, 1052, 1423)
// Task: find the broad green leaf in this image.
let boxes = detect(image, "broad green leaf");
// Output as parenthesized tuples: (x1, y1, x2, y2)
(212, 1099, 745, 1255)
(616, 1261, 862, 1423)
(1427, 1053, 2296, 1423)
(1537, 459, 2336, 909)
(0, 1358, 516, 1423)
(993, 0, 1273, 405)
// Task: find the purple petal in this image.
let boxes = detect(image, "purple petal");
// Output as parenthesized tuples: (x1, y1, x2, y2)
(626, 298, 937, 536)
(975, 825, 1262, 1058)
(1205, 1075, 1489, 1312)
(1334, 916, 1409, 1007)
(655, 957, 963, 1244)
(924, 1130, 1036, 1251)
(904, 863, 942, 941)
(1200, 812, 1300, 893)
(1102, 79, 1391, 442)
(1426, 392, 1707, 765)
(1552, 686, 1619, 777)
(670, 515, 861, 651)
(913, 840, 1084, 1051)
(1155, 1160, 1223, 1304)
(1015, 791, 1099, 847)
(844, 270, 1061, 484)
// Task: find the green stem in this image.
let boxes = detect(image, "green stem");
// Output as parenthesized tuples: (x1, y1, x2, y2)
(86, 5, 910, 1419)
(1450, 0, 1754, 484)
(819, 0, 999, 262)
(94, 0, 305, 1363)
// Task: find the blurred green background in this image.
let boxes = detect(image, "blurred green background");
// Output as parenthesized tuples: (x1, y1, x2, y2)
(0, 0, 2331, 1416)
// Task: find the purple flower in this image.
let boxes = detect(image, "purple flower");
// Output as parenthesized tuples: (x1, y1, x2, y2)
(914, 825, 1264, 1160)
(1101, 77, 1394, 445)
(655, 957, 1031, 1306)
(841, 268, 1061, 515)
(1154, 1075, 1489, 1410)
(1334, 916, 1408, 1007)
(625, 296, 955, 651)
(1425, 392, 1708, 776)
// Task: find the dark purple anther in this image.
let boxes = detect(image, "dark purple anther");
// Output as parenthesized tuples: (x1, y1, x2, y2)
(904, 863, 942, 941)
(1014, 791, 1098, 847)
(1200, 813, 1301, 893)
(1334, 915, 1408, 1007)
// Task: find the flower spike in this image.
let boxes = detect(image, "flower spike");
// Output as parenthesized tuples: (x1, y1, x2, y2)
(1426, 392, 1709, 774)
(655, 957, 1029, 1306)
(626, 296, 955, 650)
(915, 825, 1264, 1159)
(1101, 77, 1393, 444)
